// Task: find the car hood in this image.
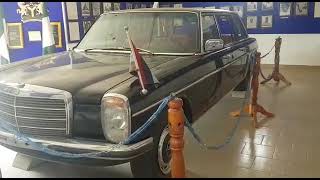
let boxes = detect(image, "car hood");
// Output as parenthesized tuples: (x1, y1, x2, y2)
(0, 51, 179, 104)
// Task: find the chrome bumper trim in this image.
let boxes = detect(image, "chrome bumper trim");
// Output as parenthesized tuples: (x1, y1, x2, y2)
(0, 129, 153, 161)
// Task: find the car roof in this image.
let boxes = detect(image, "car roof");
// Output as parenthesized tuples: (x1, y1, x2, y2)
(107, 8, 238, 15)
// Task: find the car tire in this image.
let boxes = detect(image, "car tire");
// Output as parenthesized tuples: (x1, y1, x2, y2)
(130, 122, 171, 178)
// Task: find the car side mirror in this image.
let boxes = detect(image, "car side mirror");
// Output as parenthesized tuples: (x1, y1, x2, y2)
(204, 39, 224, 52)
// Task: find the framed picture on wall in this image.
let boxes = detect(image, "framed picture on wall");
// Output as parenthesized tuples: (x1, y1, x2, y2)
(261, 15, 273, 28)
(134, 4, 140, 9)
(92, 2, 101, 16)
(81, 2, 91, 16)
(66, 2, 78, 20)
(68, 22, 80, 42)
(7, 23, 24, 49)
(247, 2, 258, 12)
(279, 2, 292, 17)
(315, 2, 320, 18)
(295, 2, 308, 16)
(141, 3, 147, 8)
(246, 16, 257, 29)
(126, 3, 132, 9)
(50, 22, 62, 48)
(174, 3, 183, 8)
(103, 2, 112, 12)
(232, 6, 243, 17)
(114, 3, 121, 10)
(83, 21, 92, 34)
(262, 2, 273, 11)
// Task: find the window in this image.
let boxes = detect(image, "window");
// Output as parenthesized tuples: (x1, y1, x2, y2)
(76, 12, 200, 54)
(201, 14, 220, 48)
(215, 14, 235, 45)
(232, 15, 248, 41)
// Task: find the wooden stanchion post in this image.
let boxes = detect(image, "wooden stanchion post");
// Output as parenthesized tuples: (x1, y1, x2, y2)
(230, 52, 274, 128)
(168, 98, 185, 178)
(251, 52, 275, 128)
(260, 36, 292, 85)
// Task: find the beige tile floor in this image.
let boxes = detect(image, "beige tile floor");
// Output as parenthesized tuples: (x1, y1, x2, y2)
(0, 65, 320, 178)
(185, 65, 320, 178)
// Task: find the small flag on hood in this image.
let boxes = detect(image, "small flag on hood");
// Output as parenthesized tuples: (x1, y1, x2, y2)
(125, 29, 159, 95)
(42, 2, 56, 55)
(0, 2, 10, 65)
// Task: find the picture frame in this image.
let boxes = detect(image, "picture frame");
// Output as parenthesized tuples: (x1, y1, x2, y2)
(103, 2, 112, 12)
(83, 21, 92, 34)
(262, 2, 273, 11)
(295, 2, 308, 16)
(247, 2, 258, 12)
(92, 2, 101, 16)
(134, 3, 140, 9)
(232, 6, 243, 17)
(279, 2, 292, 17)
(7, 23, 24, 49)
(315, 2, 320, 18)
(246, 16, 257, 29)
(113, 3, 120, 10)
(81, 2, 91, 17)
(141, 3, 147, 8)
(261, 15, 273, 28)
(126, 3, 132, 9)
(50, 22, 62, 48)
(174, 3, 183, 8)
(66, 2, 78, 20)
(68, 21, 80, 42)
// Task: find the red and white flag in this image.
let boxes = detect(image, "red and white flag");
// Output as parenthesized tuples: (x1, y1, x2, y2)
(126, 31, 159, 94)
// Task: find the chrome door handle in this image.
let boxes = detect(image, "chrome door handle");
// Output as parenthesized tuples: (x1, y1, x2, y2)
(222, 54, 232, 59)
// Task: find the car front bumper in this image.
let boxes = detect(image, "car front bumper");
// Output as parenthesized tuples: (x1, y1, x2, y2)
(0, 129, 154, 166)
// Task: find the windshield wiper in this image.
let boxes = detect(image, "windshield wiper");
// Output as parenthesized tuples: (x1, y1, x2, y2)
(82, 47, 155, 55)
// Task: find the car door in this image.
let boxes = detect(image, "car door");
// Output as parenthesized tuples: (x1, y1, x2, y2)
(192, 12, 224, 112)
(214, 13, 248, 95)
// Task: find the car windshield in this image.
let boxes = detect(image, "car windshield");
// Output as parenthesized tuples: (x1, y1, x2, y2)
(76, 11, 200, 54)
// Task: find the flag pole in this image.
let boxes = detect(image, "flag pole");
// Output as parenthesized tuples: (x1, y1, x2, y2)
(124, 26, 148, 95)
(42, 2, 56, 55)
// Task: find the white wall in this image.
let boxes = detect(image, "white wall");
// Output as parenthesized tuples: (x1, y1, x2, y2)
(249, 34, 320, 66)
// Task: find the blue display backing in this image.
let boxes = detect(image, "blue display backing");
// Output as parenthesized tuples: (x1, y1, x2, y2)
(3, 2, 66, 63)
(182, 2, 320, 34)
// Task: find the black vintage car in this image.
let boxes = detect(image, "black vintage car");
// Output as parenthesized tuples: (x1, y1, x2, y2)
(0, 8, 257, 178)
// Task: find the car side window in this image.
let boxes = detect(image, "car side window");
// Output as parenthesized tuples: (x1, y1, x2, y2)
(201, 14, 220, 49)
(215, 14, 236, 45)
(232, 15, 248, 41)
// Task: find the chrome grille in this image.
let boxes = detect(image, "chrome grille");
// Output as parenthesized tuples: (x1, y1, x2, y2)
(0, 82, 72, 137)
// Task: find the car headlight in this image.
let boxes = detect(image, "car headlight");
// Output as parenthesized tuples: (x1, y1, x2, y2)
(101, 93, 131, 143)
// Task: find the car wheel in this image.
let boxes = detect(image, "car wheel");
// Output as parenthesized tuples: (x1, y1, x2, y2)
(130, 125, 171, 178)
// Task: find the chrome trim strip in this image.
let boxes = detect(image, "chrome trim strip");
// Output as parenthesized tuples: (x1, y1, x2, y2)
(13, 96, 20, 132)
(1, 121, 16, 127)
(18, 126, 66, 130)
(0, 101, 14, 107)
(15, 106, 65, 111)
(0, 130, 154, 160)
(0, 109, 15, 117)
(16, 116, 66, 121)
(75, 49, 198, 56)
(132, 57, 242, 117)
(200, 12, 204, 53)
